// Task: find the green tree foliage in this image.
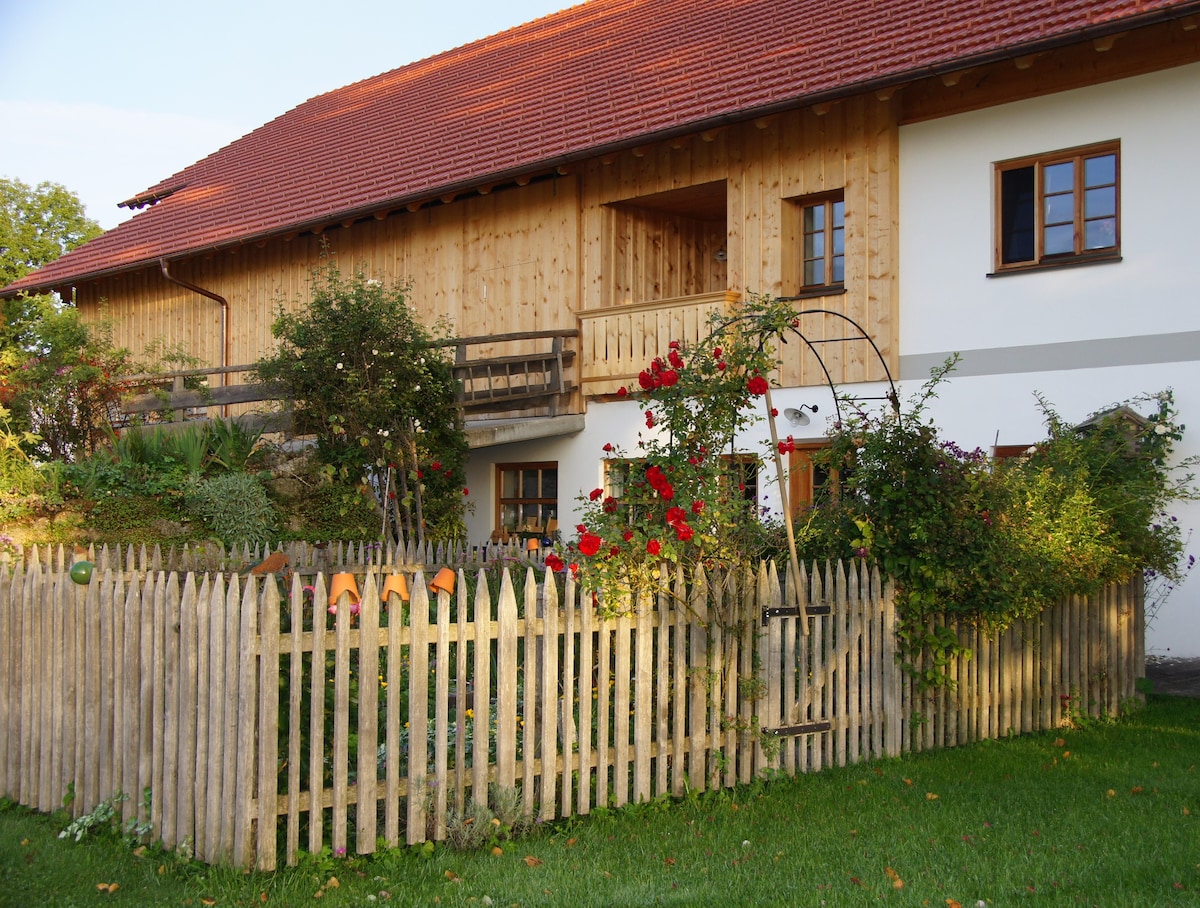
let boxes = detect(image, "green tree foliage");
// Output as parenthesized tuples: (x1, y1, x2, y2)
(0, 177, 101, 287)
(1, 303, 134, 461)
(254, 263, 468, 544)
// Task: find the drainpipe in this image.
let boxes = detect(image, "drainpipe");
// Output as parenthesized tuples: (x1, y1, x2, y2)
(158, 259, 231, 416)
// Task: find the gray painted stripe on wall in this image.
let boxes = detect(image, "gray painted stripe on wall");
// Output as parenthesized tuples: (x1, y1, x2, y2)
(900, 331, 1200, 381)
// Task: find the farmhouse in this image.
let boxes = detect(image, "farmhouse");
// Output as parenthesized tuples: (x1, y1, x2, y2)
(5, 0, 1200, 655)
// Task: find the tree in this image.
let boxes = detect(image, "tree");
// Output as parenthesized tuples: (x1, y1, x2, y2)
(254, 262, 469, 544)
(0, 177, 101, 288)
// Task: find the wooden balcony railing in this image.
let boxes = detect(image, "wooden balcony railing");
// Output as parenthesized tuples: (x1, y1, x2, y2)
(575, 291, 740, 396)
(116, 329, 580, 431)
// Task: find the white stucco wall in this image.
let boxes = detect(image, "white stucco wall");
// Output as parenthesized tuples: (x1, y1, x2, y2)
(898, 63, 1200, 657)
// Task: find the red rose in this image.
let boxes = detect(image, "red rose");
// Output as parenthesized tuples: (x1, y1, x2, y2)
(431, 461, 441, 471)
(578, 532, 602, 557)
(589, 487, 604, 501)
(545, 553, 565, 572)
(617, 386, 628, 397)
(691, 500, 704, 514)
(623, 530, 634, 542)
(747, 375, 769, 396)
(645, 411, 656, 428)
(659, 369, 679, 387)
(675, 525, 695, 542)
(646, 539, 661, 556)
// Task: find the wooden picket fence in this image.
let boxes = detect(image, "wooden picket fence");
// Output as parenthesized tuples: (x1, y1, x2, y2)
(0, 553, 1144, 870)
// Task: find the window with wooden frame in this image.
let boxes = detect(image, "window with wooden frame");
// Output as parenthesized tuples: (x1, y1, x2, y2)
(784, 191, 845, 295)
(604, 454, 760, 515)
(495, 462, 558, 539)
(788, 442, 840, 514)
(994, 141, 1119, 272)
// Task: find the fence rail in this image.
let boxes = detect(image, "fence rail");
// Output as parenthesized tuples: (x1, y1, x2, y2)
(0, 556, 1144, 870)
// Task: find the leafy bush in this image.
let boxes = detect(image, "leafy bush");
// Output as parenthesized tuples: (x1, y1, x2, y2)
(186, 472, 278, 547)
(254, 261, 468, 544)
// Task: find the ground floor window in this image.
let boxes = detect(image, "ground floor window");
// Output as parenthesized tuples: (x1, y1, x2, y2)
(495, 461, 558, 540)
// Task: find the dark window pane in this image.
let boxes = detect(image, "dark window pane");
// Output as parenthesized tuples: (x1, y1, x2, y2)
(832, 255, 844, 283)
(804, 260, 823, 285)
(831, 201, 844, 227)
(832, 226, 844, 255)
(804, 205, 824, 232)
(1000, 166, 1035, 264)
(501, 471, 518, 498)
(521, 469, 539, 498)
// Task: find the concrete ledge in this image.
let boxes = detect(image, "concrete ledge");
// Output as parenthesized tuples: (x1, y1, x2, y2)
(465, 414, 586, 448)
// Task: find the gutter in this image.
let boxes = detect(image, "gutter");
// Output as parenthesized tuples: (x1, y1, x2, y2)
(158, 259, 231, 415)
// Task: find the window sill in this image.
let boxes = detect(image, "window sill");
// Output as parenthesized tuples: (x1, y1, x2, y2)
(780, 285, 847, 302)
(988, 254, 1122, 278)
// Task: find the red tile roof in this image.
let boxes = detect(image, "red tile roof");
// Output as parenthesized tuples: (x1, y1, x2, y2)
(7, 0, 1198, 294)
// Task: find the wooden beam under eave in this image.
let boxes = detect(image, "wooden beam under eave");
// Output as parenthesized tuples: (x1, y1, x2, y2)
(939, 70, 969, 87)
(406, 202, 422, 212)
(875, 85, 904, 102)
(1093, 32, 1126, 53)
(373, 209, 390, 220)
(1013, 53, 1040, 70)
(699, 128, 722, 142)
(631, 146, 649, 158)
(1182, 15, 1198, 30)
(811, 101, 837, 116)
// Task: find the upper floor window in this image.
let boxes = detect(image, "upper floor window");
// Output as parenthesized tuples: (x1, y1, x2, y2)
(801, 193, 845, 290)
(995, 141, 1119, 272)
(784, 191, 845, 297)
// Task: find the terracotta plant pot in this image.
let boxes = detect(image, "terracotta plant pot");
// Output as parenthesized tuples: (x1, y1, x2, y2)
(382, 573, 410, 602)
(430, 567, 456, 595)
(328, 572, 360, 607)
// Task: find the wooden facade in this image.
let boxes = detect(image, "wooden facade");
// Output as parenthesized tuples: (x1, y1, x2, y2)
(74, 98, 901, 401)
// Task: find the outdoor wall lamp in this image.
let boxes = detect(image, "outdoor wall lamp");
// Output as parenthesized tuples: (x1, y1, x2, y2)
(783, 404, 819, 426)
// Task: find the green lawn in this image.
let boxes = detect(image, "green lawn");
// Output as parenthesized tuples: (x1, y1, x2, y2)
(2, 695, 1197, 907)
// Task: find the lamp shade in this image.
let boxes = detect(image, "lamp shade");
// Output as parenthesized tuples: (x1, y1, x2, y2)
(526, 537, 540, 552)
(430, 567, 456, 595)
(382, 573, 410, 602)
(328, 572, 361, 607)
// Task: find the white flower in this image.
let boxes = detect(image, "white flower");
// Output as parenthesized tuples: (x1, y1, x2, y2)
(336, 362, 344, 370)
(1155, 424, 1170, 435)
(372, 349, 379, 355)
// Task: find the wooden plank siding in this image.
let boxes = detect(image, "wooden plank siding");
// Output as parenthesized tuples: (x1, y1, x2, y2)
(0, 549, 1145, 871)
(72, 102, 898, 399)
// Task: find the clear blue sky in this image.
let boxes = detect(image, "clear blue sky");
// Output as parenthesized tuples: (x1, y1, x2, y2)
(0, 0, 575, 228)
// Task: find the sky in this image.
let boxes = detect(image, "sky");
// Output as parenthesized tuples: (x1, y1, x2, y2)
(0, 0, 576, 229)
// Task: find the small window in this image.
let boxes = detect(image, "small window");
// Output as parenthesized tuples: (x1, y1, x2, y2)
(995, 142, 1119, 271)
(496, 462, 558, 538)
(800, 194, 845, 289)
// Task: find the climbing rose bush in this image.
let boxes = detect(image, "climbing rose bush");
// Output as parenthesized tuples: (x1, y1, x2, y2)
(561, 297, 799, 614)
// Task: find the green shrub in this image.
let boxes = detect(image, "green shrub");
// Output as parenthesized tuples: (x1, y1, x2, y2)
(187, 472, 278, 547)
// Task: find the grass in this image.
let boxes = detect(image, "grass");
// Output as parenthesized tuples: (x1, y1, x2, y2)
(1, 695, 1197, 907)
